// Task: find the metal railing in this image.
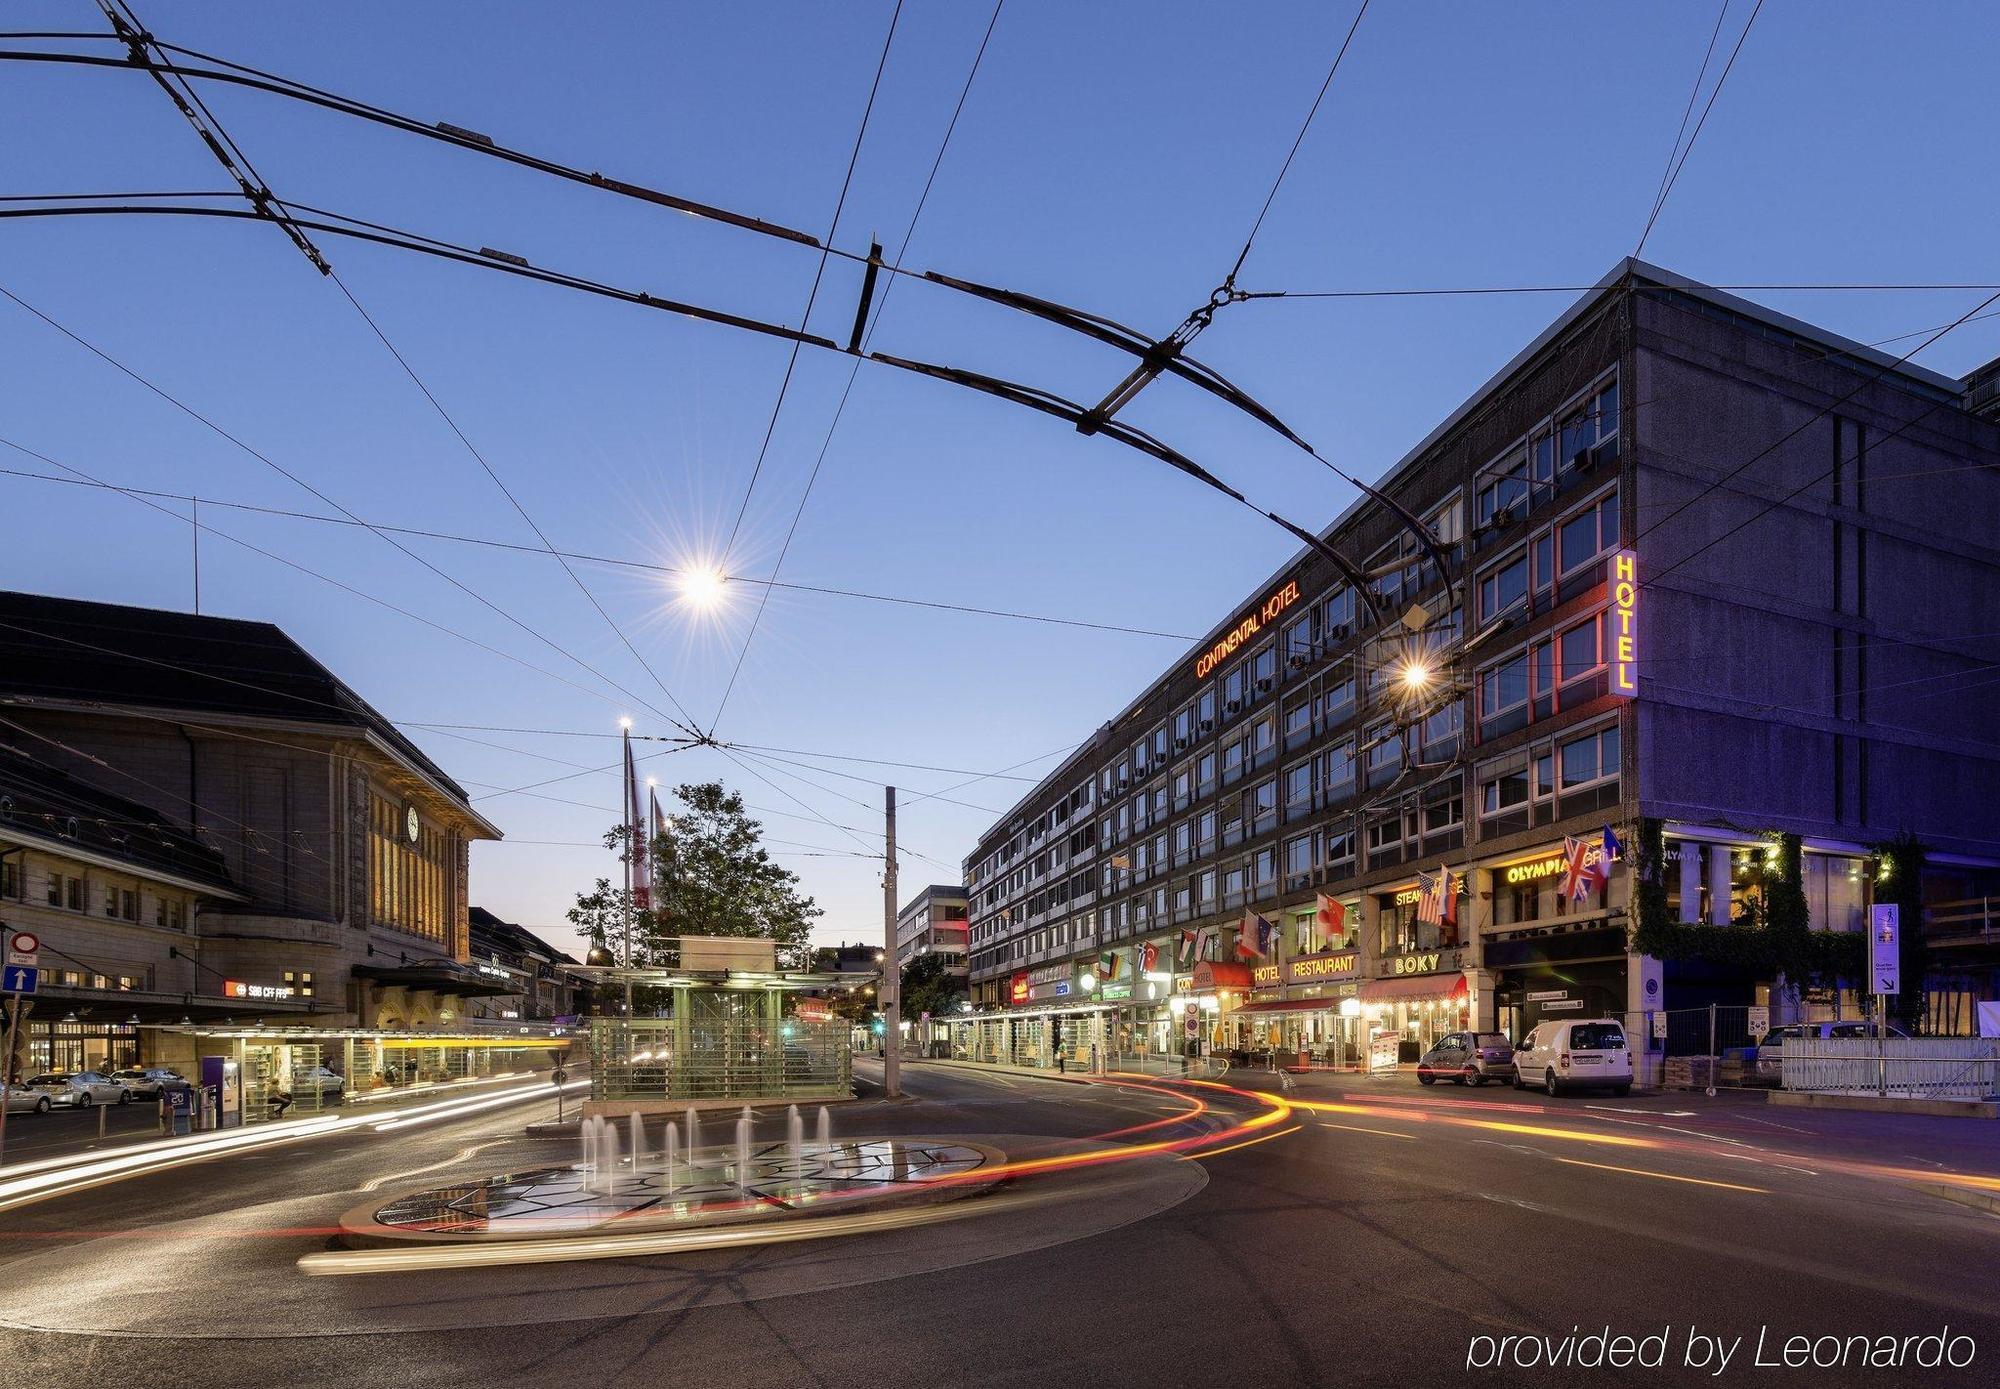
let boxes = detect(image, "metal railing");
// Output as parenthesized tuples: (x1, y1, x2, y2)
(1783, 1038, 2000, 1101)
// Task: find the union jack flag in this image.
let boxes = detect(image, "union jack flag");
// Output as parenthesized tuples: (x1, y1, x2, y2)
(1561, 834, 1602, 901)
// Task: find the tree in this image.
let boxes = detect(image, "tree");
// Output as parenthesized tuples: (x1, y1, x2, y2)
(899, 952, 965, 1022)
(568, 782, 823, 969)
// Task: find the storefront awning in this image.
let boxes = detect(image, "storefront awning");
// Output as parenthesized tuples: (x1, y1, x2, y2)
(1191, 961, 1254, 992)
(1232, 997, 1350, 1016)
(1359, 972, 1469, 1002)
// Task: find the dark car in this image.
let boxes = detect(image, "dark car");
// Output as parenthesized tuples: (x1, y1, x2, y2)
(1416, 1031, 1517, 1086)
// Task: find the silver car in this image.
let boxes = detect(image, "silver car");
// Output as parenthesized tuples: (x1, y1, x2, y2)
(25, 1071, 130, 1107)
(111, 1066, 188, 1097)
(1417, 1031, 1517, 1086)
(292, 1064, 346, 1097)
(3, 1083, 54, 1115)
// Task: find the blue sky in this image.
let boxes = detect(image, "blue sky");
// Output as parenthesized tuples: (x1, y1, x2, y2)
(4, 1, 1997, 955)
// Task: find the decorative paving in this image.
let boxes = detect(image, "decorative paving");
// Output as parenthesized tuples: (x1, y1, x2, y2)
(369, 1140, 991, 1236)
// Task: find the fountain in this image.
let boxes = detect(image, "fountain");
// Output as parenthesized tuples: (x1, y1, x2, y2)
(685, 1106, 701, 1157)
(816, 1105, 832, 1152)
(579, 1115, 596, 1174)
(598, 1125, 621, 1196)
(663, 1119, 679, 1194)
(628, 1113, 647, 1171)
(734, 1106, 753, 1193)
(785, 1104, 803, 1159)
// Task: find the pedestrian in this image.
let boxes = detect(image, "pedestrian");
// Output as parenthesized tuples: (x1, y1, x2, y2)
(269, 1089, 294, 1120)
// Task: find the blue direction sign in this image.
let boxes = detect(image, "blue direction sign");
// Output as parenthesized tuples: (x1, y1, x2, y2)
(2, 965, 38, 995)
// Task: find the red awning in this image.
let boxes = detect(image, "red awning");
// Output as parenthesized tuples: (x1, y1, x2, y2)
(1359, 972, 1470, 1002)
(1191, 961, 1254, 992)
(1231, 997, 1349, 1016)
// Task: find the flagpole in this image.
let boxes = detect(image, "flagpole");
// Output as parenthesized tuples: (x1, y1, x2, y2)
(620, 720, 635, 1018)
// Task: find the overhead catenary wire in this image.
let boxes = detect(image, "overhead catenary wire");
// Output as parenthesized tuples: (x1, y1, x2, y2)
(1634, 0, 1766, 258)
(1634, 0, 1732, 258)
(707, 0, 992, 739)
(716, 0, 906, 570)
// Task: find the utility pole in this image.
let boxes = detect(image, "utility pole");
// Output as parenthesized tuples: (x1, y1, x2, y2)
(883, 785, 900, 1099)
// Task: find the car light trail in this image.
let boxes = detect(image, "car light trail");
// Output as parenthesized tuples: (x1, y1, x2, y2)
(1554, 1157, 1769, 1194)
(1191, 1124, 1301, 1159)
(1317, 1121, 1416, 1140)
(0, 1078, 585, 1214)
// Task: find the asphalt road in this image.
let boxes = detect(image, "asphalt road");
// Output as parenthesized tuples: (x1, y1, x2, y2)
(1, 1061, 1996, 1389)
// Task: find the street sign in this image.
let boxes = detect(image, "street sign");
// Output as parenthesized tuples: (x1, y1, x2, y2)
(2, 964, 38, 995)
(1870, 904, 1901, 995)
(4, 930, 38, 968)
(1746, 1006, 1769, 1038)
(1650, 1011, 1668, 1040)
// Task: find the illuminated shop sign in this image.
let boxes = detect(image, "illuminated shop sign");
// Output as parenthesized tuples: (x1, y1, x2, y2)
(224, 980, 295, 1000)
(1251, 963, 1280, 987)
(1392, 886, 1423, 906)
(1503, 842, 1603, 886)
(1027, 964, 1071, 986)
(1008, 973, 1030, 1005)
(1285, 951, 1359, 985)
(1386, 952, 1443, 977)
(1610, 549, 1638, 697)
(1194, 580, 1301, 679)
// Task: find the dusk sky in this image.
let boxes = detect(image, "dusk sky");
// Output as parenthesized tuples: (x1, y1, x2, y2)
(5, 0, 1997, 957)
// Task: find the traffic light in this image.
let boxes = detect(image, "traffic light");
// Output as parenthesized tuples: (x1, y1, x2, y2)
(871, 1017, 885, 1035)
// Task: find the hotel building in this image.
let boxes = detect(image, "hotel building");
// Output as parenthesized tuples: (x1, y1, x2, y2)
(957, 260, 2000, 1072)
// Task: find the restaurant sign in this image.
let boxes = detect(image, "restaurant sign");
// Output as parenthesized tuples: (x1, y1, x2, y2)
(1284, 951, 1360, 985)
(1503, 841, 1603, 886)
(1385, 951, 1446, 977)
(1008, 973, 1030, 1006)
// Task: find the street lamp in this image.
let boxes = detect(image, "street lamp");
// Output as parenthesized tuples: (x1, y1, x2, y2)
(1399, 658, 1432, 693)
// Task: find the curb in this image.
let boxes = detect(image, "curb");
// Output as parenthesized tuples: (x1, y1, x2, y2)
(1923, 1183, 2000, 1218)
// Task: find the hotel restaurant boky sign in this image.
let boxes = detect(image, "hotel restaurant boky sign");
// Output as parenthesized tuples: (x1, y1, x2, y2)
(1194, 579, 1301, 680)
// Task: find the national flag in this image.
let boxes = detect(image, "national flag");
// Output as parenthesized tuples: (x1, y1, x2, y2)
(1561, 834, 1601, 902)
(1415, 870, 1442, 926)
(1439, 867, 1460, 927)
(1098, 950, 1120, 981)
(1140, 940, 1160, 973)
(1237, 911, 1273, 958)
(1314, 893, 1347, 942)
(1601, 823, 1623, 864)
(1175, 929, 1197, 972)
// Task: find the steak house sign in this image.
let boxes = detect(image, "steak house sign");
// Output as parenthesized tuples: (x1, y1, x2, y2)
(1194, 580, 1301, 680)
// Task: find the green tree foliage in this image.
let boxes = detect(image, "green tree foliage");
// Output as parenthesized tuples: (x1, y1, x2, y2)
(899, 951, 965, 1022)
(566, 782, 822, 969)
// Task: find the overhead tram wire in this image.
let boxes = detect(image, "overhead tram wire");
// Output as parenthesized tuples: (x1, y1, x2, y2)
(1634, 0, 1731, 260)
(715, 745, 960, 872)
(0, 449, 643, 718)
(1220, 0, 1370, 291)
(707, 0, 1002, 739)
(0, 456, 1194, 641)
(1634, 0, 1767, 259)
(0, 281, 686, 733)
(96, 0, 706, 740)
(717, 0, 906, 570)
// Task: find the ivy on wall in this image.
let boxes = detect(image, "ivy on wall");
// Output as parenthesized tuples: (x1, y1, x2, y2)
(1628, 820, 1864, 988)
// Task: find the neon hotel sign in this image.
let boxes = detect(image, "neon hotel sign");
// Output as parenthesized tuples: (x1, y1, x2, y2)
(1195, 581, 1301, 679)
(1611, 549, 1638, 696)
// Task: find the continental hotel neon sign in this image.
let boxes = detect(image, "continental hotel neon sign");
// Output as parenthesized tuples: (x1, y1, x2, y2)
(1195, 580, 1301, 679)
(1611, 549, 1638, 697)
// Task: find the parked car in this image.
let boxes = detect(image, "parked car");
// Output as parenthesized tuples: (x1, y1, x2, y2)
(24, 1071, 130, 1107)
(3, 1083, 53, 1115)
(1753, 1020, 1907, 1083)
(111, 1066, 188, 1097)
(1513, 1019, 1633, 1097)
(291, 1064, 346, 1097)
(1416, 1032, 1516, 1086)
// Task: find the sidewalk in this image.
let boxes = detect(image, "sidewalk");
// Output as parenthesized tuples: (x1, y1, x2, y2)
(895, 1054, 1224, 1085)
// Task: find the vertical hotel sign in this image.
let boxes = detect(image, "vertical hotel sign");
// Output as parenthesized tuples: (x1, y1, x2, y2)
(1610, 549, 1638, 697)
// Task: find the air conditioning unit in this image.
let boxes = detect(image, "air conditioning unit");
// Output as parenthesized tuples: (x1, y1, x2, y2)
(1199, 719, 1214, 732)
(1329, 623, 1351, 643)
(1226, 700, 1241, 713)
(1256, 677, 1272, 692)
(1287, 655, 1308, 670)
(1174, 737, 1188, 750)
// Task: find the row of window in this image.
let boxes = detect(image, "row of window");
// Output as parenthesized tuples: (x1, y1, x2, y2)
(0, 858, 190, 930)
(1473, 377, 1619, 528)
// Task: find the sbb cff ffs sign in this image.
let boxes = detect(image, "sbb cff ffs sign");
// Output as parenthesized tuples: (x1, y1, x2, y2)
(1195, 580, 1301, 679)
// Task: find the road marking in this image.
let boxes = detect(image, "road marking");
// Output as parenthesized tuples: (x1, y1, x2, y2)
(1192, 1124, 1301, 1160)
(1555, 1157, 1768, 1194)
(1316, 1121, 1415, 1140)
(1586, 1105, 1696, 1117)
(358, 1140, 514, 1193)
(1733, 1114, 1814, 1135)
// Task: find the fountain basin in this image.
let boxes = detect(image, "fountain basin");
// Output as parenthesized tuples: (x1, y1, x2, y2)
(337, 1138, 1001, 1247)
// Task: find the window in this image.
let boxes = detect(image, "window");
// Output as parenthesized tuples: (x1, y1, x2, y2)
(1559, 491, 1619, 575)
(1478, 552, 1529, 621)
(1197, 870, 1216, 903)
(1422, 702, 1462, 758)
(0, 858, 17, 899)
(1251, 778, 1278, 824)
(367, 793, 454, 945)
(1283, 615, 1313, 661)
(1198, 690, 1216, 728)
(1222, 866, 1245, 899)
(1478, 653, 1529, 718)
(1560, 726, 1621, 788)
(1365, 722, 1400, 775)
(1284, 697, 1312, 739)
(104, 882, 119, 917)
(1174, 707, 1193, 744)
(1284, 834, 1315, 879)
(1196, 752, 1216, 794)
(1481, 767, 1529, 816)
(1252, 848, 1276, 890)
(1251, 645, 1277, 689)
(1320, 587, 1354, 639)
(1285, 761, 1314, 812)
(1323, 743, 1355, 798)
(1559, 614, 1604, 682)
(1421, 796, 1462, 836)
(1224, 667, 1246, 710)
(1476, 447, 1529, 526)
(1324, 826, 1354, 866)
(120, 888, 139, 922)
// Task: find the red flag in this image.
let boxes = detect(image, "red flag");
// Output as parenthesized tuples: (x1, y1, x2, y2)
(1140, 940, 1160, 973)
(1315, 893, 1346, 942)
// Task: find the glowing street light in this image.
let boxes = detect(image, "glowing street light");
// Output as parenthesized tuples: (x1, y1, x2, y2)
(1399, 659, 1432, 693)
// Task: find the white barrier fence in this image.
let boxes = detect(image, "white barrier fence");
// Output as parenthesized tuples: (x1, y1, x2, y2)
(1782, 1038, 2000, 1100)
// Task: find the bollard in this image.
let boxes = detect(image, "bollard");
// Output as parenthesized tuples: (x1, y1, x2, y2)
(98, 1102, 108, 1140)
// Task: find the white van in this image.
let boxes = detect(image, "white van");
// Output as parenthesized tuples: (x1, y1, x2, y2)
(1513, 1018, 1632, 1097)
